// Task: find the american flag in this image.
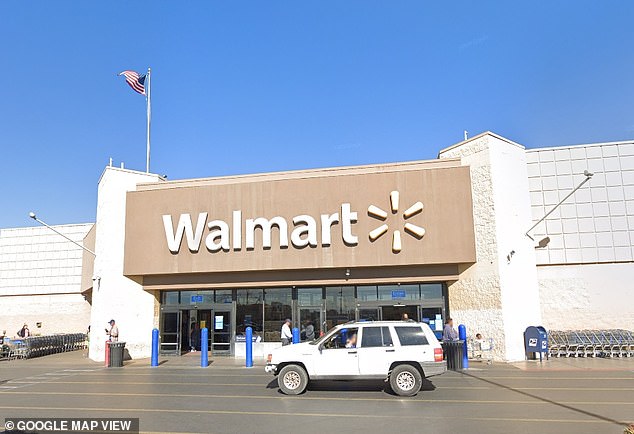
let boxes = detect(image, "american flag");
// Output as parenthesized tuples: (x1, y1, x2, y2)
(119, 70, 147, 95)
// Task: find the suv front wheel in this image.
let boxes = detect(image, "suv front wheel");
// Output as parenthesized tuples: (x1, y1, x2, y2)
(389, 364, 423, 397)
(278, 364, 309, 395)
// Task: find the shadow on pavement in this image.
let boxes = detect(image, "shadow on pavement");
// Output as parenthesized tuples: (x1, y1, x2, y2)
(461, 370, 631, 428)
(265, 377, 437, 395)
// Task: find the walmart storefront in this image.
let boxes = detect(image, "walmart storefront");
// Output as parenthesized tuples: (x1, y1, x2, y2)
(105, 157, 476, 359)
(156, 283, 448, 356)
(84, 133, 546, 362)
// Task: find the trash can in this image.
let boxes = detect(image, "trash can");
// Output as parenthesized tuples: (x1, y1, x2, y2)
(441, 340, 465, 371)
(108, 342, 126, 367)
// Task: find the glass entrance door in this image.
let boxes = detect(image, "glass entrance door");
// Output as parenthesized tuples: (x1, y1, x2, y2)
(212, 310, 232, 354)
(381, 305, 418, 321)
(160, 311, 181, 354)
(298, 307, 322, 341)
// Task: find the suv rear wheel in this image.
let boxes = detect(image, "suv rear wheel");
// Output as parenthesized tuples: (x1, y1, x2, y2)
(389, 364, 422, 396)
(278, 364, 309, 395)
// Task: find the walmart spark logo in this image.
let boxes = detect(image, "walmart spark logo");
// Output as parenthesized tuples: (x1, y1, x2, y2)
(368, 191, 425, 253)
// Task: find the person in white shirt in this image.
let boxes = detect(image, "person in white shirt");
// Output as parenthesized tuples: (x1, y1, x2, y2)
(280, 319, 292, 346)
(107, 319, 119, 342)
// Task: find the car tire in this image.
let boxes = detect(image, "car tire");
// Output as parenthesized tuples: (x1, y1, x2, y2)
(278, 364, 309, 395)
(389, 364, 422, 397)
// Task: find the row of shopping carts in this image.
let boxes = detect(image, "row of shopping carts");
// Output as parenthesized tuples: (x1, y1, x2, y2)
(548, 329, 634, 358)
(1, 333, 87, 360)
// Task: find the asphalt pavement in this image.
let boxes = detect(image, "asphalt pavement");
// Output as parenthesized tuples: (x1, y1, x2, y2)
(0, 351, 632, 434)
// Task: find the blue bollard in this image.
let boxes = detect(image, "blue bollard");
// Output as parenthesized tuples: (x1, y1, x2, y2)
(245, 327, 253, 368)
(201, 328, 209, 368)
(151, 328, 159, 367)
(458, 324, 469, 369)
(292, 327, 300, 344)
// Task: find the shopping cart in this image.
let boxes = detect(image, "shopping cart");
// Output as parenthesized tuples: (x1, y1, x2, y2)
(468, 337, 494, 364)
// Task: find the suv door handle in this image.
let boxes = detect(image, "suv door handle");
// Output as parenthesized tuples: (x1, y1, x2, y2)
(348, 351, 357, 354)
(385, 349, 395, 352)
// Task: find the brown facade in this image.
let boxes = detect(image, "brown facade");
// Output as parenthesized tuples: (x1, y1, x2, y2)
(123, 159, 476, 288)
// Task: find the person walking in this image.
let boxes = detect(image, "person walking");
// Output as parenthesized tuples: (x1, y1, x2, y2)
(280, 319, 292, 346)
(17, 324, 30, 338)
(442, 318, 459, 341)
(107, 319, 119, 342)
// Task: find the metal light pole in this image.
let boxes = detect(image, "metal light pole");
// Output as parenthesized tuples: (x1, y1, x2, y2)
(28, 212, 96, 256)
(525, 170, 594, 241)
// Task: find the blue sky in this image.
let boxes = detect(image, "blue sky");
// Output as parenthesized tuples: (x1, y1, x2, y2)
(1, 2, 633, 227)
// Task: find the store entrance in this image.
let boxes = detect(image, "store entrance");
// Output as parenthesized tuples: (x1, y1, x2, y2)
(358, 305, 418, 321)
(160, 307, 234, 356)
(381, 305, 418, 321)
(356, 302, 447, 338)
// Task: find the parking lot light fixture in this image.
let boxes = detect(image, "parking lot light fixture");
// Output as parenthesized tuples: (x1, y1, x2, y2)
(28, 211, 96, 256)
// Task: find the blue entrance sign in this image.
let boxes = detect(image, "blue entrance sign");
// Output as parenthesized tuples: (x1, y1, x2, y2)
(191, 295, 203, 303)
(391, 290, 406, 299)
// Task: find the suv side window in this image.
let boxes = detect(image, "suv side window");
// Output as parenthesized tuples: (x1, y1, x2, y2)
(360, 326, 393, 348)
(322, 327, 359, 349)
(395, 326, 429, 346)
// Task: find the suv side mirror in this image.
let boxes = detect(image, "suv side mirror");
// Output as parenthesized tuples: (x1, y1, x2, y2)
(318, 343, 324, 352)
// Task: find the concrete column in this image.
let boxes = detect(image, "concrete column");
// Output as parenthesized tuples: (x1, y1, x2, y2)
(89, 166, 162, 362)
(439, 132, 541, 361)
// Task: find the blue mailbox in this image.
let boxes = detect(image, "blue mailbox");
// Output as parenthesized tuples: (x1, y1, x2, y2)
(524, 326, 548, 361)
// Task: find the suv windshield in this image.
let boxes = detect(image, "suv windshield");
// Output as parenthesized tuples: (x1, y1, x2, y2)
(310, 326, 343, 345)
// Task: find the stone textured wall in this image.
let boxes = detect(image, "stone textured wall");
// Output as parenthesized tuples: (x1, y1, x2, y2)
(0, 223, 92, 337)
(440, 135, 507, 359)
(440, 133, 542, 361)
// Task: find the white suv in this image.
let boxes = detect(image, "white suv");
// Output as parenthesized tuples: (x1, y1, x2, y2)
(265, 321, 446, 396)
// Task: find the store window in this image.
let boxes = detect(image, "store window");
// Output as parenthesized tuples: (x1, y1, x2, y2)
(325, 286, 355, 330)
(297, 287, 322, 306)
(263, 288, 292, 342)
(421, 284, 443, 299)
(378, 284, 419, 301)
(215, 290, 234, 304)
(236, 289, 263, 338)
(356, 285, 378, 302)
(162, 291, 179, 305)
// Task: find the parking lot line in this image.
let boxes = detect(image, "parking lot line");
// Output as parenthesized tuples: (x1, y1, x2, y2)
(39, 379, 634, 390)
(3, 390, 633, 406)
(0, 405, 612, 425)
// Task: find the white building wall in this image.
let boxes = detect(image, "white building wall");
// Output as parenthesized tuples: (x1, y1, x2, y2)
(537, 263, 634, 331)
(89, 166, 162, 362)
(439, 132, 541, 361)
(0, 224, 93, 337)
(527, 141, 634, 264)
(527, 141, 634, 332)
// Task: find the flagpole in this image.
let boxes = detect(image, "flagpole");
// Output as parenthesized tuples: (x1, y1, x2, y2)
(146, 67, 151, 173)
